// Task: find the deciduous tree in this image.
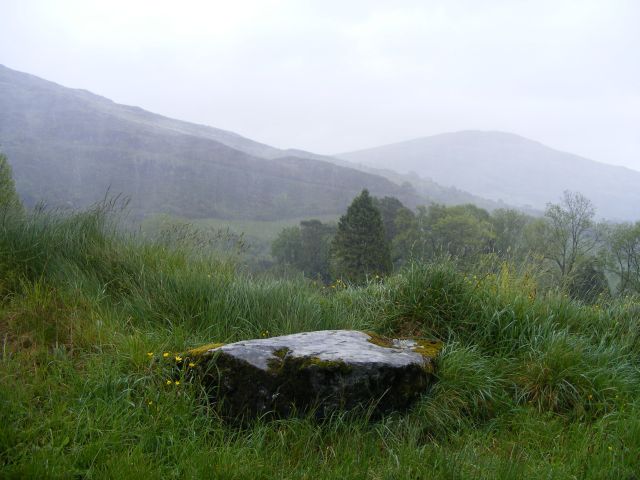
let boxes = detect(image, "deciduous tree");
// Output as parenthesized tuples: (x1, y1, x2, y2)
(605, 222, 640, 295)
(527, 191, 599, 283)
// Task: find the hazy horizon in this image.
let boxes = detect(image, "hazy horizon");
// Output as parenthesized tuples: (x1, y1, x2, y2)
(1, 0, 639, 170)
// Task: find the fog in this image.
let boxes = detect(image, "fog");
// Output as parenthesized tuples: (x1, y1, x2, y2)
(1, 0, 638, 169)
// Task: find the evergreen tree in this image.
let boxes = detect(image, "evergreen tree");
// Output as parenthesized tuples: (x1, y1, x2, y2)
(331, 189, 391, 283)
(0, 153, 22, 212)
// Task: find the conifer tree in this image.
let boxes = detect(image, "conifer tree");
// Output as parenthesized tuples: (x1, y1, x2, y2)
(0, 153, 22, 212)
(331, 189, 391, 283)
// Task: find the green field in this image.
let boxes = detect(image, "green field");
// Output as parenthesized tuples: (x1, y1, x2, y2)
(1, 204, 639, 478)
(142, 213, 339, 261)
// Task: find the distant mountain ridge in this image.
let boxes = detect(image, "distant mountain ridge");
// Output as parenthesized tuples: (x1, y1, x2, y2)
(339, 131, 640, 221)
(0, 65, 592, 220)
(268, 148, 513, 212)
(0, 64, 428, 220)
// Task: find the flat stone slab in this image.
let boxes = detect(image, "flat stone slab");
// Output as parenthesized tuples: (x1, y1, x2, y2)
(185, 330, 442, 420)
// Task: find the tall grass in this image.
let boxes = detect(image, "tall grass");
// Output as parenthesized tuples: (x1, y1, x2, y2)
(1, 203, 639, 478)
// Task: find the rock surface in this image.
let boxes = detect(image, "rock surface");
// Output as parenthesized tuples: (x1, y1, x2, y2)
(185, 330, 442, 420)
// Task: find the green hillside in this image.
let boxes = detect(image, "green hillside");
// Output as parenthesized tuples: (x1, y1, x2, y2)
(0, 64, 423, 220)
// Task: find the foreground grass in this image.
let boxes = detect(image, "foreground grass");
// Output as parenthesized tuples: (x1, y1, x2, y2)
(1, 205, 639, 478)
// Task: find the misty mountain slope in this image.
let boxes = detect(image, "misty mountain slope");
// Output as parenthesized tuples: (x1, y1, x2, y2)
(339, 131, 640, 220)
(0, 64, 423, 220)
(270, 148, 514, 212)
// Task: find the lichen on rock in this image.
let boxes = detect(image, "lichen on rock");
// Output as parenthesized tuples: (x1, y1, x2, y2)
(186, 342, 226, 357)
(184, 330, 442, 421)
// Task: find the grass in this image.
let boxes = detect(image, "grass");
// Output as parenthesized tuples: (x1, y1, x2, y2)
(1, 203, 639, 478)
(142, 213, 339, 267)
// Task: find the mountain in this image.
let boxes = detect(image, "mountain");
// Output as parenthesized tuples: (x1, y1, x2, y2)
(339, 131, 640, 221)
(266, 148, 515, 212)
(0, 64, 425, 220)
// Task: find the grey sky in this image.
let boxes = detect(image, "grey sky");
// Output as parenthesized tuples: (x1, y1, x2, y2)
(1, 0, 639, 170)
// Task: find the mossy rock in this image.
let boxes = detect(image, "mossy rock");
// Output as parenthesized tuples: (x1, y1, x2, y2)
(185, 330, 442, 421)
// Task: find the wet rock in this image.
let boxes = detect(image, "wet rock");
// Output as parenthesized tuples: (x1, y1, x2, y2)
(185, 330, 442, 420)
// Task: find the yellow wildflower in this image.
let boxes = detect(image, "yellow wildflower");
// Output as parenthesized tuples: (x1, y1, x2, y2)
(188, 362, 196, 368)
(175, 356, 183, 362)
(147, 352, 153, 357)
(175, 381, 180, 386)
(166, 379, 172, 385)
(163, 352, 169, 358)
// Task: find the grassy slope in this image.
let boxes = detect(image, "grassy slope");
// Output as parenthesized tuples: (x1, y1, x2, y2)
(1, 205, 639, 478)
(0, 64, 424, 221)
(143, 213, 339, 245)
(141, 213, 339, 266)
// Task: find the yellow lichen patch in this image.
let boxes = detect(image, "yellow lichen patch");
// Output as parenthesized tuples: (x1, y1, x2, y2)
(366, 331, 443, 360)
(272, 347, 290, 359)
(302, 357, 352, 372)
(185, 342, 225, 357)
(411, 339, 444, 358)
(412, 339, 443, 374)
(365, 332, 394, 348)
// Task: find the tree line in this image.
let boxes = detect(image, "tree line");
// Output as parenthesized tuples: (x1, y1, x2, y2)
(271, 188, 640, 300)
(1, 150, 638, 301)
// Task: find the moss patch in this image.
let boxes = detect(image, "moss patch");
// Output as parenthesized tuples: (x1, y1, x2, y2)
(272, 347, 291, 359)
(413, 339, 443, 374)
(185, 342, 225, 357)
(296, 356, 353, 374)
(267, 347, 291, 372)
(366, 331, 394, 348)
(412, 339, 444, 357)
(267, 349, 352, 375)
(366, 332, 443, 361)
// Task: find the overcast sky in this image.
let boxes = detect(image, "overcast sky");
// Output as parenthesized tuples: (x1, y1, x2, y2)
(1, 0, 639, 170)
